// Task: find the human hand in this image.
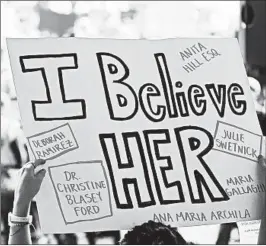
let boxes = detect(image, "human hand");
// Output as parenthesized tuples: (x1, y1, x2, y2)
(13, 159, 46, 216)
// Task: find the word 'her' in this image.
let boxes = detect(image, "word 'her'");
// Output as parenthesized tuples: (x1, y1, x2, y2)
(100, 126, 230, 209)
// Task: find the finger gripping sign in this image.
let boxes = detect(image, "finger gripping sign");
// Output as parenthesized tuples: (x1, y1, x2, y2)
(7, 38, 265, 233)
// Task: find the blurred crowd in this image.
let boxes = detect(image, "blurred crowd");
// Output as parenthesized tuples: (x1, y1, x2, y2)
(1, 1, 266, 244)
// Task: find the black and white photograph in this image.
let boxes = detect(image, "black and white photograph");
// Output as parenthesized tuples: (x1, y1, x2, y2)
(1, 1, 266, 245)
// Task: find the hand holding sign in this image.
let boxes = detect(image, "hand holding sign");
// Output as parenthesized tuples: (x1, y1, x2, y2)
(13, 159, 46, 216)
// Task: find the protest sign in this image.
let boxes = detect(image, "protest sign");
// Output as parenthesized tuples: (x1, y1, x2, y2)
(238, 220, 261, 244)
(7, 38, 265, 233)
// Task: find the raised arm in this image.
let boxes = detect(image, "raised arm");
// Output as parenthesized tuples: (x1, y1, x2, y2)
(8, 159, 46, 245)
(258, 155, 266, 245)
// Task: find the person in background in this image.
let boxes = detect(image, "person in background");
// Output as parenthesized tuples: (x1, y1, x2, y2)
(120, 220, 189, 244)
(7, 155, 266, 245)
(248, 76, 266, 136)
(258, 85, 266, 136)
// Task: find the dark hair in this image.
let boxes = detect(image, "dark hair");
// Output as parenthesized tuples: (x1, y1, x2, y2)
(120, 220, 188, 245)
(216, 222, 239, 245)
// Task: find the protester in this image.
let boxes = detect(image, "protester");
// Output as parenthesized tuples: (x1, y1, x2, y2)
(120, 220, 189, 245)
(1, 92, 28, 244)
(7, 155, 266, 245)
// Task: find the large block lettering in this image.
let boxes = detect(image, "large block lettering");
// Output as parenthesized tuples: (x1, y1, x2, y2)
(19, 54, 86, 121)
(97, 53, 138, 121)
(175, 126, 229, 203)
(144, 129, 185, 205)
(99, 132, 155, 209)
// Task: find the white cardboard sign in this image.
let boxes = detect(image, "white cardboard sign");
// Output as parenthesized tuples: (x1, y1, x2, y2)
(7, 38, 266, 233)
